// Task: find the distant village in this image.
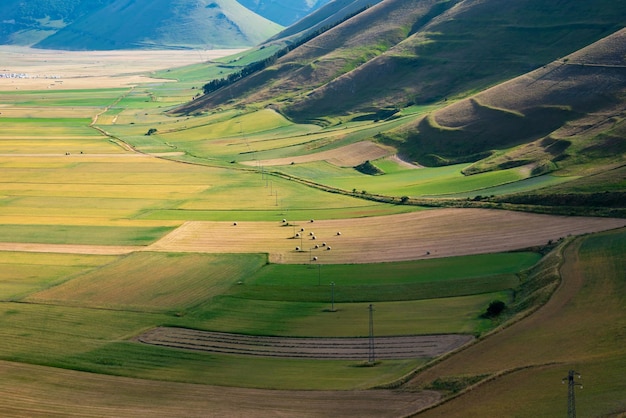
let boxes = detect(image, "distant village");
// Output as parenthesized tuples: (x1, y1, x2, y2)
(0, 73, 62, 80)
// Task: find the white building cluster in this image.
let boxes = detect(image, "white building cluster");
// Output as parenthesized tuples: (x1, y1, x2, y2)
(0, 73, 61, 79)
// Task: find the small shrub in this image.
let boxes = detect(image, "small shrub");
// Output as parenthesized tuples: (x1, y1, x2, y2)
(485, 300, 506, 317)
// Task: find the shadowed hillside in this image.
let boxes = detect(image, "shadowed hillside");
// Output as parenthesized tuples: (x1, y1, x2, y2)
(182, 0, 626, 121)
(238, 0, 331, 26)
(265, 0, 384, 42)
(0, 0, 282, 50)
(382, 28, 626, 172)
(284, 0, 626, 120)
(178, 0, 450, 115)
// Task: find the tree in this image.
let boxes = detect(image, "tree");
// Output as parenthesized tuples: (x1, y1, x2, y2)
(485, 300, 506, 317)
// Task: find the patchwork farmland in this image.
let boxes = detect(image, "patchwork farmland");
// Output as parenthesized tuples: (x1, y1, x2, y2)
(0, 43, 624, 417)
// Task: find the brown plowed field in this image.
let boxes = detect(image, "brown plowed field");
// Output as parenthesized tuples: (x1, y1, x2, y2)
(0, 360, 440, 418)
(146, 208, 626, 264)
(242, 141, 393, 167)
(136, 327, 474, 360)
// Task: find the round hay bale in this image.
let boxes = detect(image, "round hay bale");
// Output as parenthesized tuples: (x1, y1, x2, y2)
(336, 231, 341, 236)
(313, 256, 318, 261)
(295, 246, 300, 251)
(327, 246, 332, 251)
(233, 222, 237, 226)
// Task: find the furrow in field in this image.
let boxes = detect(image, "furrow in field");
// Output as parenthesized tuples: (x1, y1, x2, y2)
(136, 327, 474, 359)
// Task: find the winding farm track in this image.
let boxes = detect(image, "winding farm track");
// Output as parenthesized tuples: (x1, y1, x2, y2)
(136, 327, 474, 360)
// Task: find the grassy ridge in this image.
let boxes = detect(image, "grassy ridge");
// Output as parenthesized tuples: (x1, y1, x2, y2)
(278, 161, 544, 197)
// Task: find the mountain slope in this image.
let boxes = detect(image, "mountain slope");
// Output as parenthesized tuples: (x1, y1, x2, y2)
(179, 0, 435, 114)
(382, 28, 626, 171)
(0, 0, 110, 46)
(237, 0, 332, 26)
(265, 0, 384, 42)
(284, 0, 626, 120)
(184, 0, 626, 120)
(0, 0, 283, 50)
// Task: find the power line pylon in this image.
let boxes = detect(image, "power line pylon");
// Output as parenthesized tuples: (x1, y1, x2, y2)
(562, 370, 583, 418)
(368, 304, 375, 364)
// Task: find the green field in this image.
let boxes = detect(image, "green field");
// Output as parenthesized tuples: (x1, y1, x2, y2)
(0, 249, 538, 388)
(0, 252, 115, 300)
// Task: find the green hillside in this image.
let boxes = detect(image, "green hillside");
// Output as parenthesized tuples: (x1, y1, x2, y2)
(177, 0, 626, 215)
(265, 0, 383, 42)
(238, 0, 332, 26)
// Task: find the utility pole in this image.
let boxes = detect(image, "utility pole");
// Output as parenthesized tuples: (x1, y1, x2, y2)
(368, 304, 375, 364)
(562, 370, 582, 418)
(330, 282, 335, 311)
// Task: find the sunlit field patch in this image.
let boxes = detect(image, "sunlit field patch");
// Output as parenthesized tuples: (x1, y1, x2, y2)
(0, 252, 115, 300)
(27, 253, 266, 311)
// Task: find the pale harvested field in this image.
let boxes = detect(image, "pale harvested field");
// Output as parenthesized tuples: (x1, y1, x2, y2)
(147, 208, 626, 264)
(0, 360, 439, 418)
(0, 46, 244, 91)
(242, 141, 393, 167)
(0, 242, 138, 255)
(137, 327, 474, 360)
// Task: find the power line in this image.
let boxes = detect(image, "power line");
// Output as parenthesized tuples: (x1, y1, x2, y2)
(368, 304, 375, 364)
